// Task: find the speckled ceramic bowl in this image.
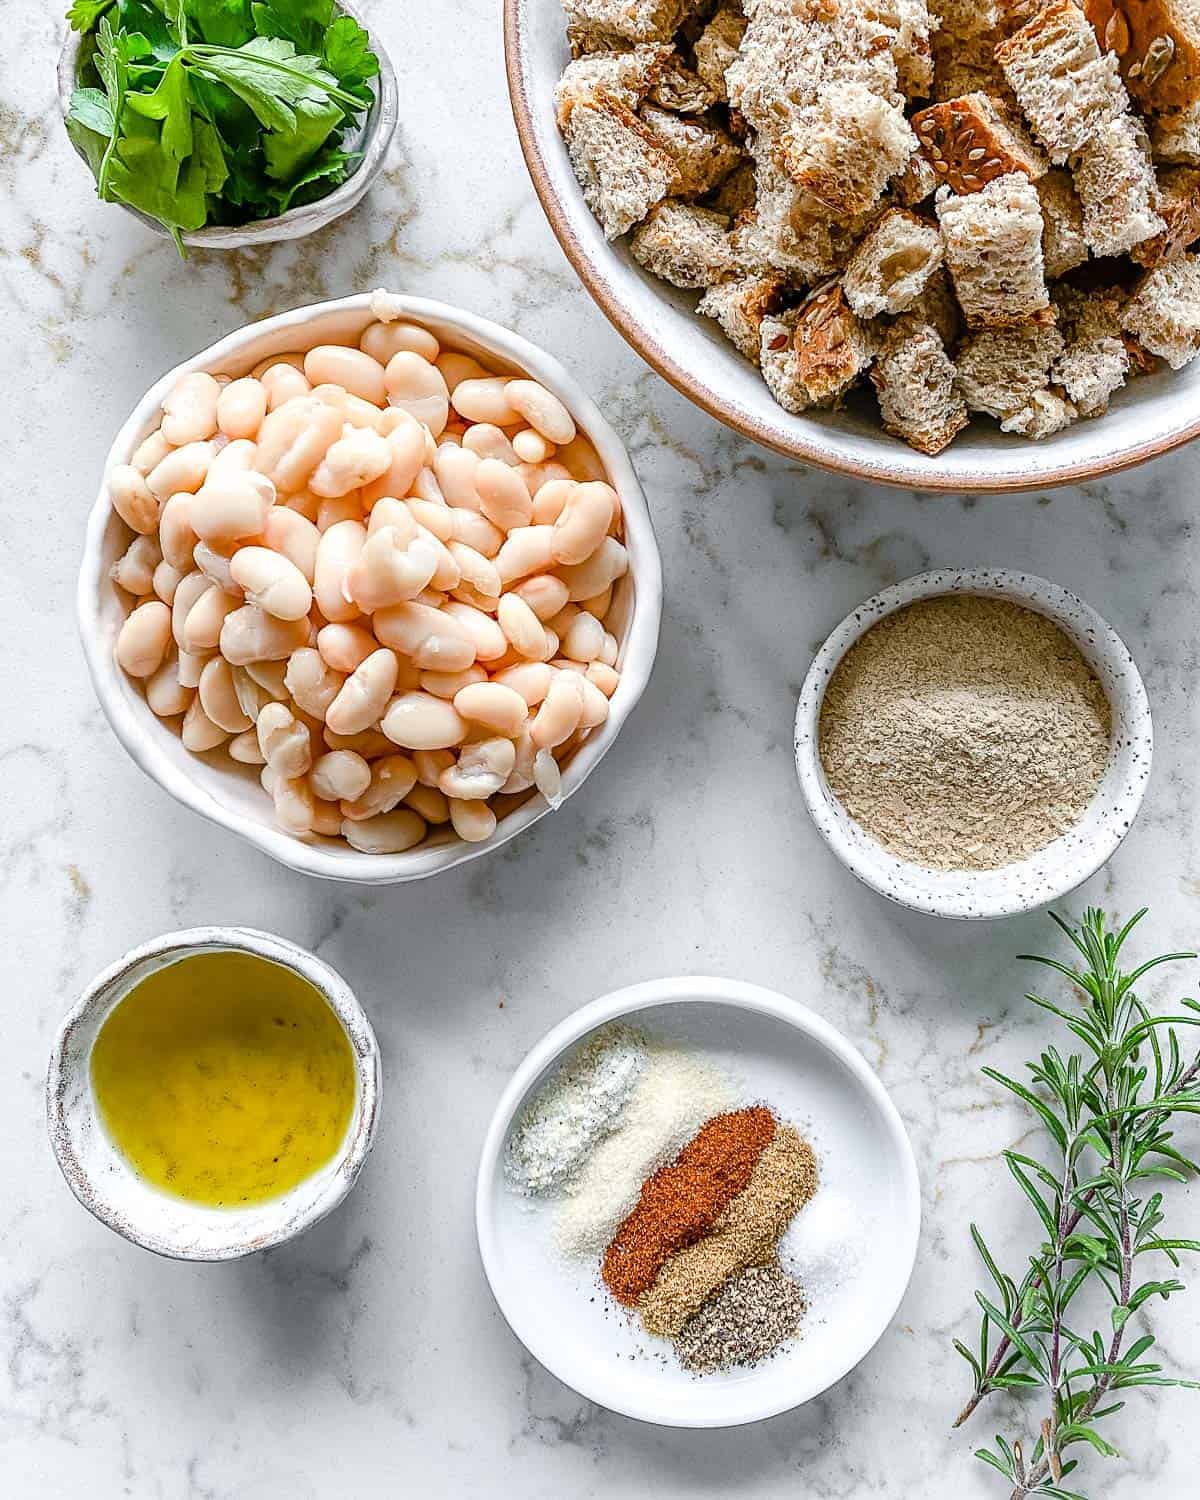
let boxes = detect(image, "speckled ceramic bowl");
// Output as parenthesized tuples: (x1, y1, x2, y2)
(794, 569, 1153, 920)
(77, 291, 662, 884)
(56, 1, 397, 250)
(46, 927, 381, 1261)
(505, 0, 1200, 492)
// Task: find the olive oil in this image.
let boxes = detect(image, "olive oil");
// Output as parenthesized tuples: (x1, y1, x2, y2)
(90, 950, 356, 1207)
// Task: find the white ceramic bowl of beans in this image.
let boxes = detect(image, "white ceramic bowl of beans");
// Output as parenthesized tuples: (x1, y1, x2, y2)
(78, 292, 663, 883)
(794, 569, 1153, 920)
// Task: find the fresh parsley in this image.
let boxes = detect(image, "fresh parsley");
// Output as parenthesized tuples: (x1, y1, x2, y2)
(65, 0, 379, 251)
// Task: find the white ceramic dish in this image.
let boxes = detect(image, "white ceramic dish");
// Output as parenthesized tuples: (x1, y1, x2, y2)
(77, 291, 663, 884)
(794, 569, 1153, 920)
(57, 1, 398, 250)
(46, 926, 381, 1261)
(504, 0, 1200, 493)
(476, 977, 921, 1428)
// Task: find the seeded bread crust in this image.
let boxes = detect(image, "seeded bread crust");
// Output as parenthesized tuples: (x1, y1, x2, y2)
(842, 208, 944, 316)
(1037, 168, 1089, 275)
(563, 97, 677, 239)
(954, 320, 1066, 414)
(697, 274, 787, 361)
(936, 173, 1051, 326)
(731, 155, 871, 279)
(912, 93, 1048, 196)
(1083, 0, 1200, 112)
(871, 322, 970, 452)
(760, 284, 878, 411)
(995, 0, 1130, 163)
(1132, 164, 1200, 262)
(1123, 250, 1200, 364)
(555, 44, 674, 125)
(1074, 114, 1165, 254)
(638, 105, 745, 198)
(628, 200, 739, 286)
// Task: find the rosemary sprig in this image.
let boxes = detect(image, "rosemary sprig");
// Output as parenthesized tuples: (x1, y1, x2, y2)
(953, 908, 1200, 1499)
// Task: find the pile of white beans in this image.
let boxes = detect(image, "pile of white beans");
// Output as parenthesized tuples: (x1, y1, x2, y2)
(107, 315, 628, 854)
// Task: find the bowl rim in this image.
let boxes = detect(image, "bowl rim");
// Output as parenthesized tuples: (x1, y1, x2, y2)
(501, 0, 1200, 494)
(56, 0, 399, 249)
(77, 291, 663, 884)
(45, 925, 381, 1261)
(474, 975, 922, 1428)
(793, 568, 1154, 920)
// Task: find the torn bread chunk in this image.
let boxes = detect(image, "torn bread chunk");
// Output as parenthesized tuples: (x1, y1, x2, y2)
(628, 200, 738, 286)
(864, 0, 937, 97)
(897, 151, 940, 205)
(760, 285, 877, 412)
(563, 97, 676, 239)
(911, 93, 1048, 196)
(697, 275, 787, 362)
(1123, 251, 1200, 365)
(562, 0, 692, 45)
(932, 29, 1013, 103)
(995, 0, 1130, 163)
(709, 160, 756, 217)
(892, 265, 964, 345)
(1074, 115, 1165, 256)
(954, 321, 1066, 415)
(554, 43, 673, 124)
(936, 173, 1051, 326)
(1037, 169, 1089, 276)
(1153, 99, 1200, 163)
(639, 105, 744, 198)
(777, 85, 918, 219)
(1083, 0, 1200, 113)
(1132, 165, 1200, 264)
(694, 6, 747, 101)
(1000, 388, 1079, 434)
(731, 155, 870, 280)
(842, 208, 944, 317)
(871, 323, 970, 452)
(648, 53, 717, 112)
(1052, 334, 1129, 412)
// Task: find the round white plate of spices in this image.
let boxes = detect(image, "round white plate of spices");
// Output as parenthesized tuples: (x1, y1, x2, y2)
(475, 978, 920, 1427)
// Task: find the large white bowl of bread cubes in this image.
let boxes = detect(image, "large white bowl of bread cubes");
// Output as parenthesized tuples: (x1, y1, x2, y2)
(78, 292, 662, 884)
(505, 0, 1200, 493)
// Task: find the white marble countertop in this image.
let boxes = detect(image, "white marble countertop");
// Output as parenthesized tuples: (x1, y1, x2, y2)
(2, 2, 1198, 1495)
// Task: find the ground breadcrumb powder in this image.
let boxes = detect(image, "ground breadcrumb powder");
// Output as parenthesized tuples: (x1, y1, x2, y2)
(818, 594, 1112, 871)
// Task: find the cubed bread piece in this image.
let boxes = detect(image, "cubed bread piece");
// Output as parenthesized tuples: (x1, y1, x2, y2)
(629, 200, 739, 286)
(932, 24, 1013, 103)
(954, 321, 1066, 415)
(1074, 115, 1165, 256)
(995, 0, 1130, 163)
(1083, 0, 1200, 112)
(562, 0, 691, 44)
(936, 173, 1051, 327)
(709, 160, 756, 216)
(1037, 169, 1089, 276)
(892, 266, 964, 345)
(1123, 252, 1200, 365)
(871, 323, 970, 452)
(694, 7, 747, 101)
(760, 284, 877, 413)
(1052, 334, 1130, 412)
(1153, 99, 1200, 163)
(732, 155, 869, 279)
(912, 93, 1047, 197)
(1132, 165, 1200, 263)
(563, 98, 676, 239)
(648, 54, 718, 112)
(897, 152, 940, 205)
(999, 388, 1079, 435)
(842, 208, 944, 317)
(639, 105, 744, 198)
(697, 275, 787, 362)
(777, 84, 917, 219)
(866, 0, 937, 96)
(555, 43, 673, 124)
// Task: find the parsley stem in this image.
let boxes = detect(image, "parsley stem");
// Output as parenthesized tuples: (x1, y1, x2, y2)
(179, 44, 367, 113)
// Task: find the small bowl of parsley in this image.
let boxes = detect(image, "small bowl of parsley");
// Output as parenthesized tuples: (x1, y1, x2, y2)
(58, 0, 398, 253)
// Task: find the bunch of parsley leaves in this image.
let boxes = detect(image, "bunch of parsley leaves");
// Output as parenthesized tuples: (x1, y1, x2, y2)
(65, 0, 380, 251)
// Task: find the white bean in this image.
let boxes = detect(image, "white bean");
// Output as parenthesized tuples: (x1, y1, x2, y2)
(109, 464, 160, 533)
(346, 527, 440, 611)
(448, 798, 496, 843)
(341, 809, 426, 854)
(182, 697, 229, 752)
(317, 621, 378, 673)
(198, 655, 252, 732)
(162, 372, 221, 445)
(190, 471, 275, 545)
(341, 754, 418, 819)
(558, 432, 608, 483)
(512, 428, 555, 464)
(242, 658, 290, 699)
(449, 508, 504, 558)
(463, 423, 519, 467)
(158, 492, 197, 570)
(505, 379, 576, 445)
(146, 442, 214, 501)
(257, 701, 313, 778)
(273, 774, 316, 834)
(495, 525, 556, 585)
(405, 783, 450, 823)
(310, 798, 344, 836)
(451, 376, 520, 426)
(533, 747, 563, 807)
(229, 728, 266, 764)
(311, 750, 371, 803)
(316, 492, 364, 532)
(434, 443, 483, 510)
(559, 536, 629, 601)
(111, 533, 161, 595)
(311, 383, 389, 431)
(439, 738, 515, 800)
(230, 547, 313, 621)
(177, 648, 209, 689)
(442, 600, 507, 661)
(260, 362, 311, 410)
(493, 661, 553, 707)
(385, 353, 450, 436)
(476, 458, 534, 531)
(256, 397, 343, 493)
(304, 347, 387, 405)
(552, 481, 616, 565)
(531, 478, 574, 525)
(453, 681, 529, 736)
(314, 519, 366, 623)
(153, 560, 184, 605)
(325, 727, 395, 758)
(193, 540, 242, 596)
(116, 600, 171, 677)
(220, 604, 310, 664)
(447, 541, 500, 599)
(182, 584, 239, 653)
(132, 430, 171, 476)
(366, 496, 418, 542)
(217, 377, 268, 439)
(360, 415, 426, 506)
(285, 647, 345, 719)
(586, 661, 619, 697)
(497, 592, 551, 660)
(515, 573, 569, 621)
(531, 671, 584, 749)
(578, 675, 611, 728)
(263, 507, 320, 583)
(361, 320, 439, 365)
(420, 665, 486, 699)
(381, 691, 468, 749)
(309, 423, 392, 498)
(436, 351, 490, 391)
(374, 602, 476, 672)
(145, 651, 193, 717)
(562, 609, 605, 663)
(326, 649, 399, 735)
(207, 437, 257, 483)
